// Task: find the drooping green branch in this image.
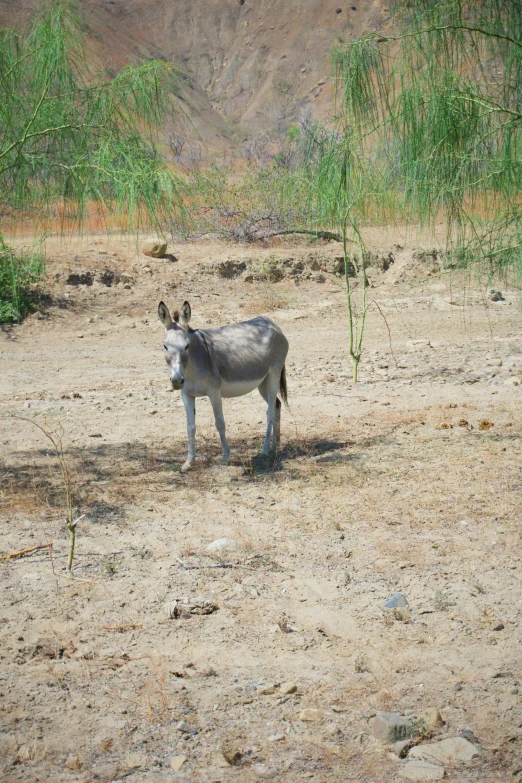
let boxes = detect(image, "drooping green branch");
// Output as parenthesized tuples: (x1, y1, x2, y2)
(331, 0, 522, 277)
(0, 0, 186, 231)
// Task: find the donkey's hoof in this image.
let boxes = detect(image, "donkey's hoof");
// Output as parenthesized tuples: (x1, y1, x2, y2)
(181, 460, 194, 473)
(220, 457, 230, 467)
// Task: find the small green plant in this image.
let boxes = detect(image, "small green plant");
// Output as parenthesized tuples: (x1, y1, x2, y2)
(15, 416, 81, 574)
(409, 716, 428, 738)
(471, 580, 486, 595)
(354, 653, 369, 673)
(393, 607, 411, 623)
(0, 235, 45, 322)
(433, 590, 450, 612)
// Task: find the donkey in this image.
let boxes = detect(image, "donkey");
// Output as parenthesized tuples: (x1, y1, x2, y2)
(158, 301, 289, 472)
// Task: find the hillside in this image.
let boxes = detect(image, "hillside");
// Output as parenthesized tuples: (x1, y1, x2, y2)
(0, 0, 389, 157)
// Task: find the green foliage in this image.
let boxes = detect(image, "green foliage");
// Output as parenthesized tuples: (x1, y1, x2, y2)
(0, 0, 186, 322)
(0, 0, 184, 231)
(0, 234, 45, 322)
(332, 0, 522, 276)
(183, 163, 314, 242)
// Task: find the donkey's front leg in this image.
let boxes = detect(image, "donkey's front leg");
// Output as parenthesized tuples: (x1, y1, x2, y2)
(208, 390, 230, 465)
(181, 389, 196, 472)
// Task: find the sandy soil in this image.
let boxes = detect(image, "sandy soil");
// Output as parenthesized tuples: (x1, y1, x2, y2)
(1, 232, 521, 783)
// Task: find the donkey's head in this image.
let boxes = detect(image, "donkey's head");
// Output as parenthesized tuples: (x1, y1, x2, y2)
(158, 301, 192, 390)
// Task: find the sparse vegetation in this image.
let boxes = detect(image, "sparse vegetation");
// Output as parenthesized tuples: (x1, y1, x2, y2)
(331, 0, 522, 281)
(0, 236, 45, 322)
(0, 0, 184, 322)
(15, 416, 80, 574)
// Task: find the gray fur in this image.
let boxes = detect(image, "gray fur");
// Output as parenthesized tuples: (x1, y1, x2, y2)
(158, 301, 289, 472)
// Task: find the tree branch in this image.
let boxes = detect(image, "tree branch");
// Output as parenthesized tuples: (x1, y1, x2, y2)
(382, 24, 522, 52)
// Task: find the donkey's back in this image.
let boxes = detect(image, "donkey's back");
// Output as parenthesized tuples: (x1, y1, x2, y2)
(203, 317, 288, 391)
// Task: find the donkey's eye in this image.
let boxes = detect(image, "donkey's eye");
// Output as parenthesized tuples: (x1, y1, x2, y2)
(163, 344, 168, 351)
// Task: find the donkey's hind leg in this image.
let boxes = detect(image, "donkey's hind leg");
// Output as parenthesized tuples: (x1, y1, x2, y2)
(274, 398, 281, 450)
(258, 370, 280, 455)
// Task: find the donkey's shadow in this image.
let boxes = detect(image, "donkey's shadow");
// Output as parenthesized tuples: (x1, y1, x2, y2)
(245, 437, 350, 474)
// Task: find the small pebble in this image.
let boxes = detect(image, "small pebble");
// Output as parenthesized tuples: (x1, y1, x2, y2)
(280, 682, 297, 695)
(384, 592, 409, 609)
(207, 538, 237, 553)
(176, 720, 190, 733)
(170, 755, 187, 771)
(252, 764, 279, 779)
(299, 708, 326, 722)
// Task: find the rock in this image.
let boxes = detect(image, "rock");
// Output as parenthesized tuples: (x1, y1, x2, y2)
(459, 727, 480, 744)
(424, 708, 444, 730)
(142, 238, 167, 258)
(372, 712, 415, 743)
(30, 637, 67, 660)
(280, 682, 297, 694)
(252, 764, 279, 779)
(384, 593, 409, 609)
(221, 740, 241, 766)
(268, 732, 285, 742)
(170, 755, 187, 771)
(399, 761, 444, 780)
(504, 377, 520, 386)
(165, 597, 218, 618)
(91, 763, 120, 779)
(409, 737, 479, 764)
(299, 709, 326, 723)
(176, 720, 190, 732)
(390, 740, 412, 757)
(65, 755, 82, 771)
(207, 538, 237, 554)
(260, 684, 276, 695)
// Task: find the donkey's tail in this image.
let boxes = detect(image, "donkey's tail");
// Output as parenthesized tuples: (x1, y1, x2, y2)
(279, 364, 289, 408)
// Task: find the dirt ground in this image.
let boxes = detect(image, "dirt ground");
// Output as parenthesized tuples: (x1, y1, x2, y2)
(1, 230, 521, 783)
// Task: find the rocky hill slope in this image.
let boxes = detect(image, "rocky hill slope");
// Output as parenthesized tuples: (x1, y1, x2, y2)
(0, 0, 389, 156)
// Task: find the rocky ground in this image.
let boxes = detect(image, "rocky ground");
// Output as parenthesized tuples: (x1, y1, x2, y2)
(1, 231, 521, 782)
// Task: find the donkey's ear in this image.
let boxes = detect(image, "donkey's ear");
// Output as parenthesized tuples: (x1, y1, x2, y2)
(158, 301, 173, 329)
(179, 301, 191, 330)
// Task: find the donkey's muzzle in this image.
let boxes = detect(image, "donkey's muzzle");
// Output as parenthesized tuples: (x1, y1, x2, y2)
(170, 378, 184, 390)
